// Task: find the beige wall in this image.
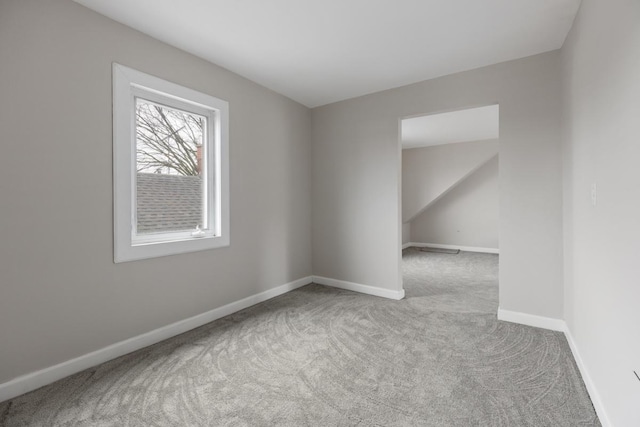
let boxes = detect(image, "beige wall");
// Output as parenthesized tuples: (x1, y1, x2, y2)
(312, 51, 563, 317)
(402, 139, 498, 223)
(410, 155, 499, 249)
(561, 0, 640, 424)
(0, 0, 312, 384)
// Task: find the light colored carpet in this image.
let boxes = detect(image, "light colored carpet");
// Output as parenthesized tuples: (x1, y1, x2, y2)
(0, 249, 599, 426)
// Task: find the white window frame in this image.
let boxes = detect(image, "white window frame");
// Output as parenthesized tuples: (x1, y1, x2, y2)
(113, 63, 229, 263)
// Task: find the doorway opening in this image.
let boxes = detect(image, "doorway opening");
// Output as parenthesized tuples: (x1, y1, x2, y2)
(399, 105, 500, 311)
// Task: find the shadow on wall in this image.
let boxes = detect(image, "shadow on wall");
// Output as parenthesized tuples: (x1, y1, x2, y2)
(401, 137, 499, 250)
(408, 154, 499, 249)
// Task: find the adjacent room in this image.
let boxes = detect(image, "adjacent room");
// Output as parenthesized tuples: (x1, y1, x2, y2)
(401, 105, 501, 329)
(1, 0, 638, 425)
(401, 105, 500, 254)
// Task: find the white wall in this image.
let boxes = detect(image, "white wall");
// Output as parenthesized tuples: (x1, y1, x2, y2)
(0, 0, 311, 385)
(410, 155, 499, 249)
(402, 223, 411, 245)
(312, 51, 563, 318)
(402, 139, 498, 222)
(561, 0, 640, 425)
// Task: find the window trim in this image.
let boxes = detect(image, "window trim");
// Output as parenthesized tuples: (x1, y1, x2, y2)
(113, 63, 229, 263)
(131, 93, 215, 245)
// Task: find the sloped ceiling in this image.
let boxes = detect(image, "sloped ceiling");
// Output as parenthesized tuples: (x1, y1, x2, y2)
(402, 105, 499, 149)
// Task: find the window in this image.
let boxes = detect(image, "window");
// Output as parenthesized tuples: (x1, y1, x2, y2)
(113, 63, 229, 262)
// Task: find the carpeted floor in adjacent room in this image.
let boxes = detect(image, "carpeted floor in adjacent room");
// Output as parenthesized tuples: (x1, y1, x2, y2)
(0, 249, 599, 426)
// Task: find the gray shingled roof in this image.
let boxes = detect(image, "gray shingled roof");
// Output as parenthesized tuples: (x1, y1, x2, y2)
(136, 173, 203, 234)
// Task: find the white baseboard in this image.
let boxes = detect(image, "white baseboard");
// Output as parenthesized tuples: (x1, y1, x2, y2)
(407, 242, 499, 254)
(563, 326, 611, 427)
(497, 308, 565, 332)
(1, 279, 608, 427)
(313, 276, 405, 300)
(0, 276, 313, 403)
(498, 309, 610, 425)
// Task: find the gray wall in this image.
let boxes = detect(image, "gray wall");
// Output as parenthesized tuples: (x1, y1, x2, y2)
(0, 0, 312, 384)
(402, 139, 498, 223)
(312, 51, 563, 318)
(402, 224, 411, 245)
(561, 0, 640, 424)
(410, 156, 499, 249)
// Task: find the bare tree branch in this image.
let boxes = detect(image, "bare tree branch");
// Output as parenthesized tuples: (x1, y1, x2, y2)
(135, 101, 204, 176)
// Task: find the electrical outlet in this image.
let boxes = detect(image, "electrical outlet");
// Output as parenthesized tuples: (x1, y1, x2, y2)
(591, 183, 597, 206)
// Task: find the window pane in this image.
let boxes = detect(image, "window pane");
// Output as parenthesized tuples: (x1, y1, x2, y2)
(135, 98, 206, 235)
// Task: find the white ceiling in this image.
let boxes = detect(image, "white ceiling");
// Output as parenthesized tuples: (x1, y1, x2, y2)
(402, 105, 499, 149)
(74, 0, 581, 108)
